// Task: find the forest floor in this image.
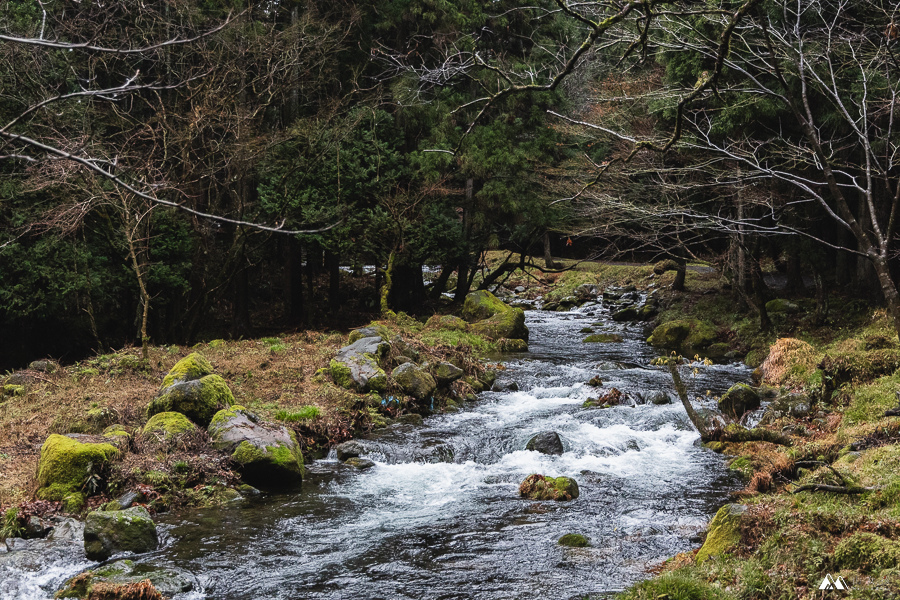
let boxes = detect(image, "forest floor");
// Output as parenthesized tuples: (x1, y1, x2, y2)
(3, 257, 899, 599)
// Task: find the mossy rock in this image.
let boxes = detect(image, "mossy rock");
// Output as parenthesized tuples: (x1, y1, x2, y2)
(142, 412, 196, 441)
(718, 383, 761, 418)
(433, 361, 464, 385)
(35, 434, 119, 504)
(161, 352, 213, 388)
(56, 559, 193, 599)
(331, 337, 391, 392)
(611, 307, 640, 322)
(583, 333, 623, 343)
(348, 324, 393, 344)
(498, 338, 528, 352)
(765, 298, 800, 314)
(102, 424, 131, 441)
(833, 531, 900, 572)
(461, 290, 512, 322)
(208, 406, 303, 488)
(469, 307, 528, 341)
(425, 314, 470, 332)
(647, 319, 717, 354)
(519, 474, 579, 501)
(558, 533, 590, 547)
(695, 504, 745, 563)
(147, 374, 234, 426)
(392, 363, 437, 400)
(83, 506, 158, 560)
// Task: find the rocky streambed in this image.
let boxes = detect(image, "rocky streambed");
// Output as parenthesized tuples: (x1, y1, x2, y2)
(2, 302, 752, 600)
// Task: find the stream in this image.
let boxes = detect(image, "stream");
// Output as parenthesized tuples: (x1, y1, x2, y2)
(2, 304, 751, 600)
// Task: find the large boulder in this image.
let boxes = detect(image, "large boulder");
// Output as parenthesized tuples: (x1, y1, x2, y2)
(525, 431, 564, 455)
(348, 324, 392, 344)
(35, 434, 119, 511)
(433, 362, 464, 386)
(462, 291, 529, 341)
(695, 504, 746, 563)
(718, 383, 761, 418)
(647, 319, 717, 355)
(147, 374, 234, 427)
(425, 314, 469, 331)
(141, 411, 196, 441)
(330, 336, 390, 392)
(519, 474, 579, 501)
(56, 559, 194, 599)
(161, 352, 213, 388)
(83, 506, 158, 560)
(392, 363, 437, 400)
(208, 406, 304, 487)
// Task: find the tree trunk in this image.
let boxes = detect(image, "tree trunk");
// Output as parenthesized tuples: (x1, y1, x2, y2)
(872, 254, 900, 338)
(672, 257, 687, 292)
(231, 266, 251, 338)
(668, 361, 711, 441)
(785, 252, 805, 296)
(751, 258, 771, 331)
(283, 237, 304, 325)
(430, 260, 457, 300)
(543, 232, 558, 269)
(326, 250, 340, 311)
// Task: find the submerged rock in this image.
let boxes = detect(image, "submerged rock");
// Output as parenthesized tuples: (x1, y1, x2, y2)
(344, 457, 376, 470)
(525, 431, 564, 455)
(519, 474, 579, 501)
(392, 363, 437, 400)
(558, 533, 590, 547)
(56, 559, 195, 599)
(718, 383, 761, 418)
(208, 406, 304, 487)
(582, 333, 623, 343)
(83, 506, 158, 560)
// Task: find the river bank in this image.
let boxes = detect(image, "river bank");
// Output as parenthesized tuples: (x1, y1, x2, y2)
(2, 260, 897, 599)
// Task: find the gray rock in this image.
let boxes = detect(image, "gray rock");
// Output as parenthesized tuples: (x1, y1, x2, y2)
(514, 286, 526, 293)
(334, 440, 367, 461)
(611, 307, 640, 321)
(330, 336, 390, 392)
(392, 363, 437, 400)
(718, 383, 761, 418)
(22, 516, 52, 539)
(83, 506, 158, 560)
(208, 407, 303, 487)
(525, 431, 564, 455)
(491, 380, 519, 392)
(433, 362, 464, 386)
(574, 283, 599, 300)
(57, 560, 195, 598)
(344, 457, 376, 470)
(147, 375, 234, 426)
(115, 490, 146, 510)
(646, 391, 671, 405)
(47, 517, 84, 542)
(28, 360, 58, 373)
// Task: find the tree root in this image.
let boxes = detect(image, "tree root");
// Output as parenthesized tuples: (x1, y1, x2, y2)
(791, 484, 877, 494)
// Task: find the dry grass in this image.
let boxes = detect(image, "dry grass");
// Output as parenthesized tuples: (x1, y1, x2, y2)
(0, 332, 345, 508)
(758, 338, 818, 386)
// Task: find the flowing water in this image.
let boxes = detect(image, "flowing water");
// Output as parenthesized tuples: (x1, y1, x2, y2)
(2, 304, 751, 600)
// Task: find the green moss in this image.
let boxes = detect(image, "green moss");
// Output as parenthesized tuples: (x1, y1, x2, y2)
(647, 320, 693, 349)
(498, 338, 528, 352)
(728, 456, 753, 478)
(469, 306, 528, 341)
(102, 424, 131, 440)
(348, 323, 393, 343)
(765, 298, 800, 314)
(842, 374, 900, 427)
(208, 339, 226, 348)
(519, 474, 579, 501)
(425, 315, 469, 331)
(274, 406, 321, 422)
(329, 359, 354, 389)
(695, 504, 744, 564)
(35, 434, 119, 502)
(148, 374, 233, 426)
(209, 405, 248, 428)
(619, 572, 736, 600)
(461, 290, 511, 322)
(582, 333, 623, 343)
(419, 329, 497, 354)
(62, 492, 85, 513)
(558, 533, 589, 547)
(142, 412, 196, 440)
(161, 352, 213, 388)
(232, 441, 265, 464)
(833, 532, 900, 572)
(2, 384, 24, 396)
